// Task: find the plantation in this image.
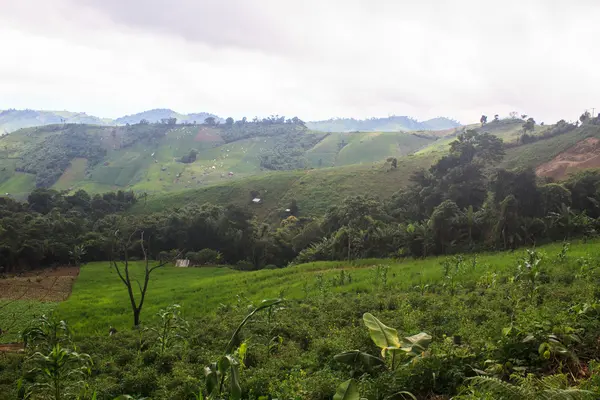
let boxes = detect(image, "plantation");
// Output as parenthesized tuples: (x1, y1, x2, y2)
(2, 241, 600, 399)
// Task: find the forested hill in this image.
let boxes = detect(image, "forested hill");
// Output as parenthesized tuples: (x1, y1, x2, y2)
(0, 117, 437, 198)
(307, 116, 461, 132)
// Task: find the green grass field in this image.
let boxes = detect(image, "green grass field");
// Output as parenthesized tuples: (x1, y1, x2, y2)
(56, 240, 591, 336)
(0, 300, 58, 343)
(3, 240, 600, 399)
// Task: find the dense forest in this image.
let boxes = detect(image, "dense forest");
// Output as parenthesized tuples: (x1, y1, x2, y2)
(4, 128, 600, 274)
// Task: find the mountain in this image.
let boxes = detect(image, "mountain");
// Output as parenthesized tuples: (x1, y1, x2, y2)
(2, 113, 598, 223)
(114, 109, 221, 125)
(0, 108, 221, 134)
(306, 116, 461, 132)
(0, 120, 437, 200)
(0, 109, 108, 134)
(0, 108, 458, 134)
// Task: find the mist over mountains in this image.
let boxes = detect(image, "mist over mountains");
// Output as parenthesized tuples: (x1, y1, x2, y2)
(0, 108, 461, 134)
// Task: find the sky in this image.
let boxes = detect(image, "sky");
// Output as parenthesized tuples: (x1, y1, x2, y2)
(0, 0, 599, 124)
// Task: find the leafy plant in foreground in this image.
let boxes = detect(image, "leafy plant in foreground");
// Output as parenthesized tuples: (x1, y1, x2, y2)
(22, 315, 72, 352)
(148, 304, 188, 356)
(20, 344, 93, 400)
(334, 313, 430, 399)
(202, 298, 283, 400)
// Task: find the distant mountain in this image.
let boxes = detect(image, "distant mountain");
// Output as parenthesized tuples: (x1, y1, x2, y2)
(114, 108, 221, 125)
(0, 108, 221, 134)
(0, 109, 107, 134)
(307, 116, 461, 132)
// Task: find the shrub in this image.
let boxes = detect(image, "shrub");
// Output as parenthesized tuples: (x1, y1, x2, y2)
(234, 260, 255, 271)
(195, 248, 222, 265)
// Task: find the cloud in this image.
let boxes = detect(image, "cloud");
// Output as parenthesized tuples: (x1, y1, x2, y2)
(0, 0, 599, 123)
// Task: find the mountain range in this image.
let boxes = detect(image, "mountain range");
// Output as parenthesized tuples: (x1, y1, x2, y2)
(0, 108, 460, 134)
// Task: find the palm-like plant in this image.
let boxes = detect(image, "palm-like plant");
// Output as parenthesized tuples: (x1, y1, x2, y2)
(68, 244, 86, 267)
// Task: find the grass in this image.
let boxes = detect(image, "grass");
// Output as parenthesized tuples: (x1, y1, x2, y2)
(130, 154, 435, 221)
(500, 124, 600, 171)
(56, 240, 588, 337)
(0, 300, 58, 343)
(53, 158, 88, 190)
(2, 240, 599, 399)
(0, 172, 36, 199)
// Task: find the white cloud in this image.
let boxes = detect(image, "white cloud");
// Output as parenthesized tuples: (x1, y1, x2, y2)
(0, 0, 598, 123)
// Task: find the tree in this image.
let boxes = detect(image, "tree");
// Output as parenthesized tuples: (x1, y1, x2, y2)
(480, 115, 488, 126)
(430, 200, 460, 254)
(493, 114, 499, 122)
(495, 195, 521, 249)
(580, 111, 591, 124)
(521, 114, 528, 119)
(110, 230, 179, 326)
(509, 111, 519, 119)
(522, 117, 536, 134)
(225, 117, 234, 126)
(204, 117, 216, 126)
(289, 199, 299, 216)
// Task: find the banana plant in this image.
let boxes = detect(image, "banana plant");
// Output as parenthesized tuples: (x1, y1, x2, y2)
(333, 379, 415, 400)
(335, 313, 431, 373)
(202, 298, 282, 400)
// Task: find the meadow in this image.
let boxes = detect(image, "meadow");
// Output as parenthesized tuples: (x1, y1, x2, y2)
(2, 240, 600, 399)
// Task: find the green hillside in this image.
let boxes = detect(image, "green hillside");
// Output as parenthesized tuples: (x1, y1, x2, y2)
(131, 155, 434, 220)
(0, 121, 438, 199)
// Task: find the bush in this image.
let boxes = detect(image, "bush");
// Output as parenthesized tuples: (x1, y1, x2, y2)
(186, 249, 221, 266)
(196, 249, 221, 265)
(234, 260, 255, 271)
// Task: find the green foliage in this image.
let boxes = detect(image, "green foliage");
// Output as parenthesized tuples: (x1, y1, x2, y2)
(15, 125, 107, 187)
(148, 304, 188, 356)
(460, 375, 594, 399)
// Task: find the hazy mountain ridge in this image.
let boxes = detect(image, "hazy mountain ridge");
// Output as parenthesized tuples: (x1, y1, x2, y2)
(0, 108, 221, 134)
(307, 116, 461, 132)
(0, 108, 461, 134)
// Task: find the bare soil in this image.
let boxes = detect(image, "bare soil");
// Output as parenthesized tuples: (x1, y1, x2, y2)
(0, 266, 79, 302)
(0, 343, 24, 353)
(536, 137, 600, 180)
(194, 127, 221, 142)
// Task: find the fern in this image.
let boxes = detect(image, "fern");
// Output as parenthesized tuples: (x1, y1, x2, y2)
(463, 375, 595, 400)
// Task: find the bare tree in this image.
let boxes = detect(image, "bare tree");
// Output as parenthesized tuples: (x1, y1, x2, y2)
(110, 230, 179, 327)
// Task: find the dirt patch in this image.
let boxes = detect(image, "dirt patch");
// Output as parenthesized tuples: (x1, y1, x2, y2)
(0, 266, 79, 302)
(195, 127, 222, 142)
(0, 343, 24, 353)
(536, 137, 600, 180)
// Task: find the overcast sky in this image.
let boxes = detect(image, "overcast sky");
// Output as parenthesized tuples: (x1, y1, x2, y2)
(0, 0, 598, 124)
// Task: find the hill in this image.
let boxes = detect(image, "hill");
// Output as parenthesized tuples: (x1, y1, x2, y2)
(0, 121, 437, 200)
(307, 115, 461, 132)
